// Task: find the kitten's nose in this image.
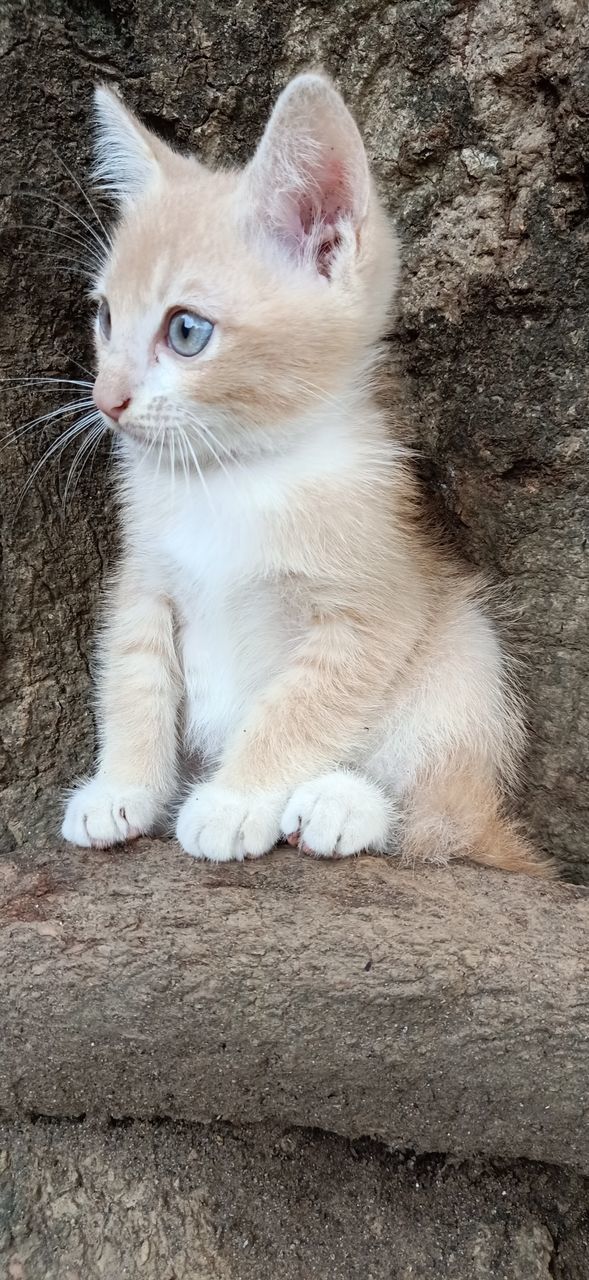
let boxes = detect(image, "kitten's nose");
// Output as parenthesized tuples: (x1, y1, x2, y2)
(93, 387, 131, 422)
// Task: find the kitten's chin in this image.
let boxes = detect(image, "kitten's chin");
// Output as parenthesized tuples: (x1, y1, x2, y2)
(115, 420, 149, 445)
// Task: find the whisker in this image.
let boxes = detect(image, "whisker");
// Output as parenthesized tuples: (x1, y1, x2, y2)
(142, 425, 158, 470)
(17, 223, 105, 273)
(38, 253, 95, 282)
(63, 421, 106, 508)
(197, 424, 241, 473)
(70, 357, 96, 380)
(176, 426, 215, 514)
(50, 148, 113, 250)
(86, 424, 108, 484)
(147, 420, 166, 484)
(19, 189, 110, 262)
(289, 373, 354, 411)
(174, 408, 244, 498)
(16, 410, 101, 513)
(177, 427, 190, 496)
(178, 407, 243, 469)
(1, 376, 93, 389)
(196, 427, 237, 490)
(169, 429, 176, 506)
(3, 397, 96, 449)
(156, 425, 165, 481)
(18, 220, 105, 264)
(62, 427, 96, 509)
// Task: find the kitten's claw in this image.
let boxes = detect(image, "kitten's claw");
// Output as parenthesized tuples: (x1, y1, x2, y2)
(176, 782, 285, 861)
(282, 770, 396, 858)
(62, 778, 161, 849)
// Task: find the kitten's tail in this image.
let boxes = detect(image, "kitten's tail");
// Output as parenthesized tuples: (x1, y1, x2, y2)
(399, 766, 555, 879)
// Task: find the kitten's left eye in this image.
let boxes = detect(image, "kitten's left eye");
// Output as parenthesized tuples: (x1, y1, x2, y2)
(97, 300, 111, 340)
(167, 311, 213, 357)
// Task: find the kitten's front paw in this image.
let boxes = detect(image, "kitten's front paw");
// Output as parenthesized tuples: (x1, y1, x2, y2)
(282, 770, 396, 858)
(62, 778, 162, 849)
(176, 783, 284, 862)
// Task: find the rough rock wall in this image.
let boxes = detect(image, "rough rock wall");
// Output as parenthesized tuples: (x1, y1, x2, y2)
(1, 1, 587, 876)
(3, 1121, 589, 1280)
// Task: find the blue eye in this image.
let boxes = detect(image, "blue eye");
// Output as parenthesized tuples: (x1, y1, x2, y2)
(167, 311, 213, 357)
(98, 299, 111, 340)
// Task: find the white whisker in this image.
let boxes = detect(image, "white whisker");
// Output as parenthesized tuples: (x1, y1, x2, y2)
(289, 373, 356, 412)
(178, 407, 243, 469)
(176, 425, 189, 494)
(63, 421, 106, 508)
(16, 410, 102, 513)
(19, 189, 110, 263)
(51, 149, 113, 251)
(3, 397, 96, 449)
(180, 430, 192, 498)
(155, 423, 165, 481)
(83, 421, 108, 483)
(70, 358, 96, 380)
(178, 427, 215, 514)
(18, 223, 105, 273)
(173, 407, 243, 498)
(196, 427, 238, 491)
(169, 429, 176, 506)
(2, 376, 93, 389)
(39, 255, 95, 282)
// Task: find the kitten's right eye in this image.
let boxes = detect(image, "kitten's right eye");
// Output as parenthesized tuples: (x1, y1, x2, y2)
(167, 310, 214, 357)
(97, 300, 111, 340)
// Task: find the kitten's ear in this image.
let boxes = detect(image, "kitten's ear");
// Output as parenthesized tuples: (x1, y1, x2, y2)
(92, 86, 165, 205)
(242, 72, 370, 276)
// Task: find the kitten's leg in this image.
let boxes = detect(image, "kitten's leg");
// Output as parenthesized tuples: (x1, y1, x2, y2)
(176, 611, 396, 861)
(62, 565, 181, 849)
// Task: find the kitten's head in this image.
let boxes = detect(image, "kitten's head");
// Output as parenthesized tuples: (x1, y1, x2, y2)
(90, 72, 399, 461)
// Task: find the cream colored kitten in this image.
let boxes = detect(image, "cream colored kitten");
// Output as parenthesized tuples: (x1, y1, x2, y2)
(61, 73, 549, 873)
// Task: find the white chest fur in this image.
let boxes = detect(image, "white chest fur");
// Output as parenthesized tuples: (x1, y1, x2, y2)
(143, 462, 298, 762)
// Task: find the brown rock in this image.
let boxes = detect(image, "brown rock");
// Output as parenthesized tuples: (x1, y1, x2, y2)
(1, 845, 588, 1173)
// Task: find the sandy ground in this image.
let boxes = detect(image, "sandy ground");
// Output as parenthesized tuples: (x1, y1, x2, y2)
(1, 1120, 588, 1279)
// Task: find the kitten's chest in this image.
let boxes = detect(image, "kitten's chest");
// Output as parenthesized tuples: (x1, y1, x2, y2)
(155, 494, 294, 757)
(157, 483, 273, 613)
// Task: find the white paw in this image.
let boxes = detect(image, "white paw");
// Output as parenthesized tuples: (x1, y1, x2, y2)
(281, 770, 396, 858)
(176, 782, 285, 862)
(61, 777, 162, 849)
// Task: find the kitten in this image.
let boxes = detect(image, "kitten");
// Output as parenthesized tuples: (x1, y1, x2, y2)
(61, 72, 550, 873)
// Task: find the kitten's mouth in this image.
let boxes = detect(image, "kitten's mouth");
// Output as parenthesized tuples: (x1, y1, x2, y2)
(115, 420, 147, 444)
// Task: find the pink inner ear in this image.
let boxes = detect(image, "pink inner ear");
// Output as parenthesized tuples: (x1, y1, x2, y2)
(283, 156, 351, 276)
(300, 158, 349, 230)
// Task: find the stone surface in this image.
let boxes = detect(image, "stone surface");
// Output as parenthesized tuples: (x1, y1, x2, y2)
(1, 1, 588, 876)
(1, 1120, 589, 1280)
(1, 845, 588, 1171)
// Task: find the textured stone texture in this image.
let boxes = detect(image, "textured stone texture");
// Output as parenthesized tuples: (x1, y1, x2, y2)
(0, 1, 588, 876)
(1, 847, 588, 1172)
(2, 1120, 589, 1280)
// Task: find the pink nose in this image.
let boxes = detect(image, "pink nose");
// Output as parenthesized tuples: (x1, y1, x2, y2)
(93, 389, 131, 422)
